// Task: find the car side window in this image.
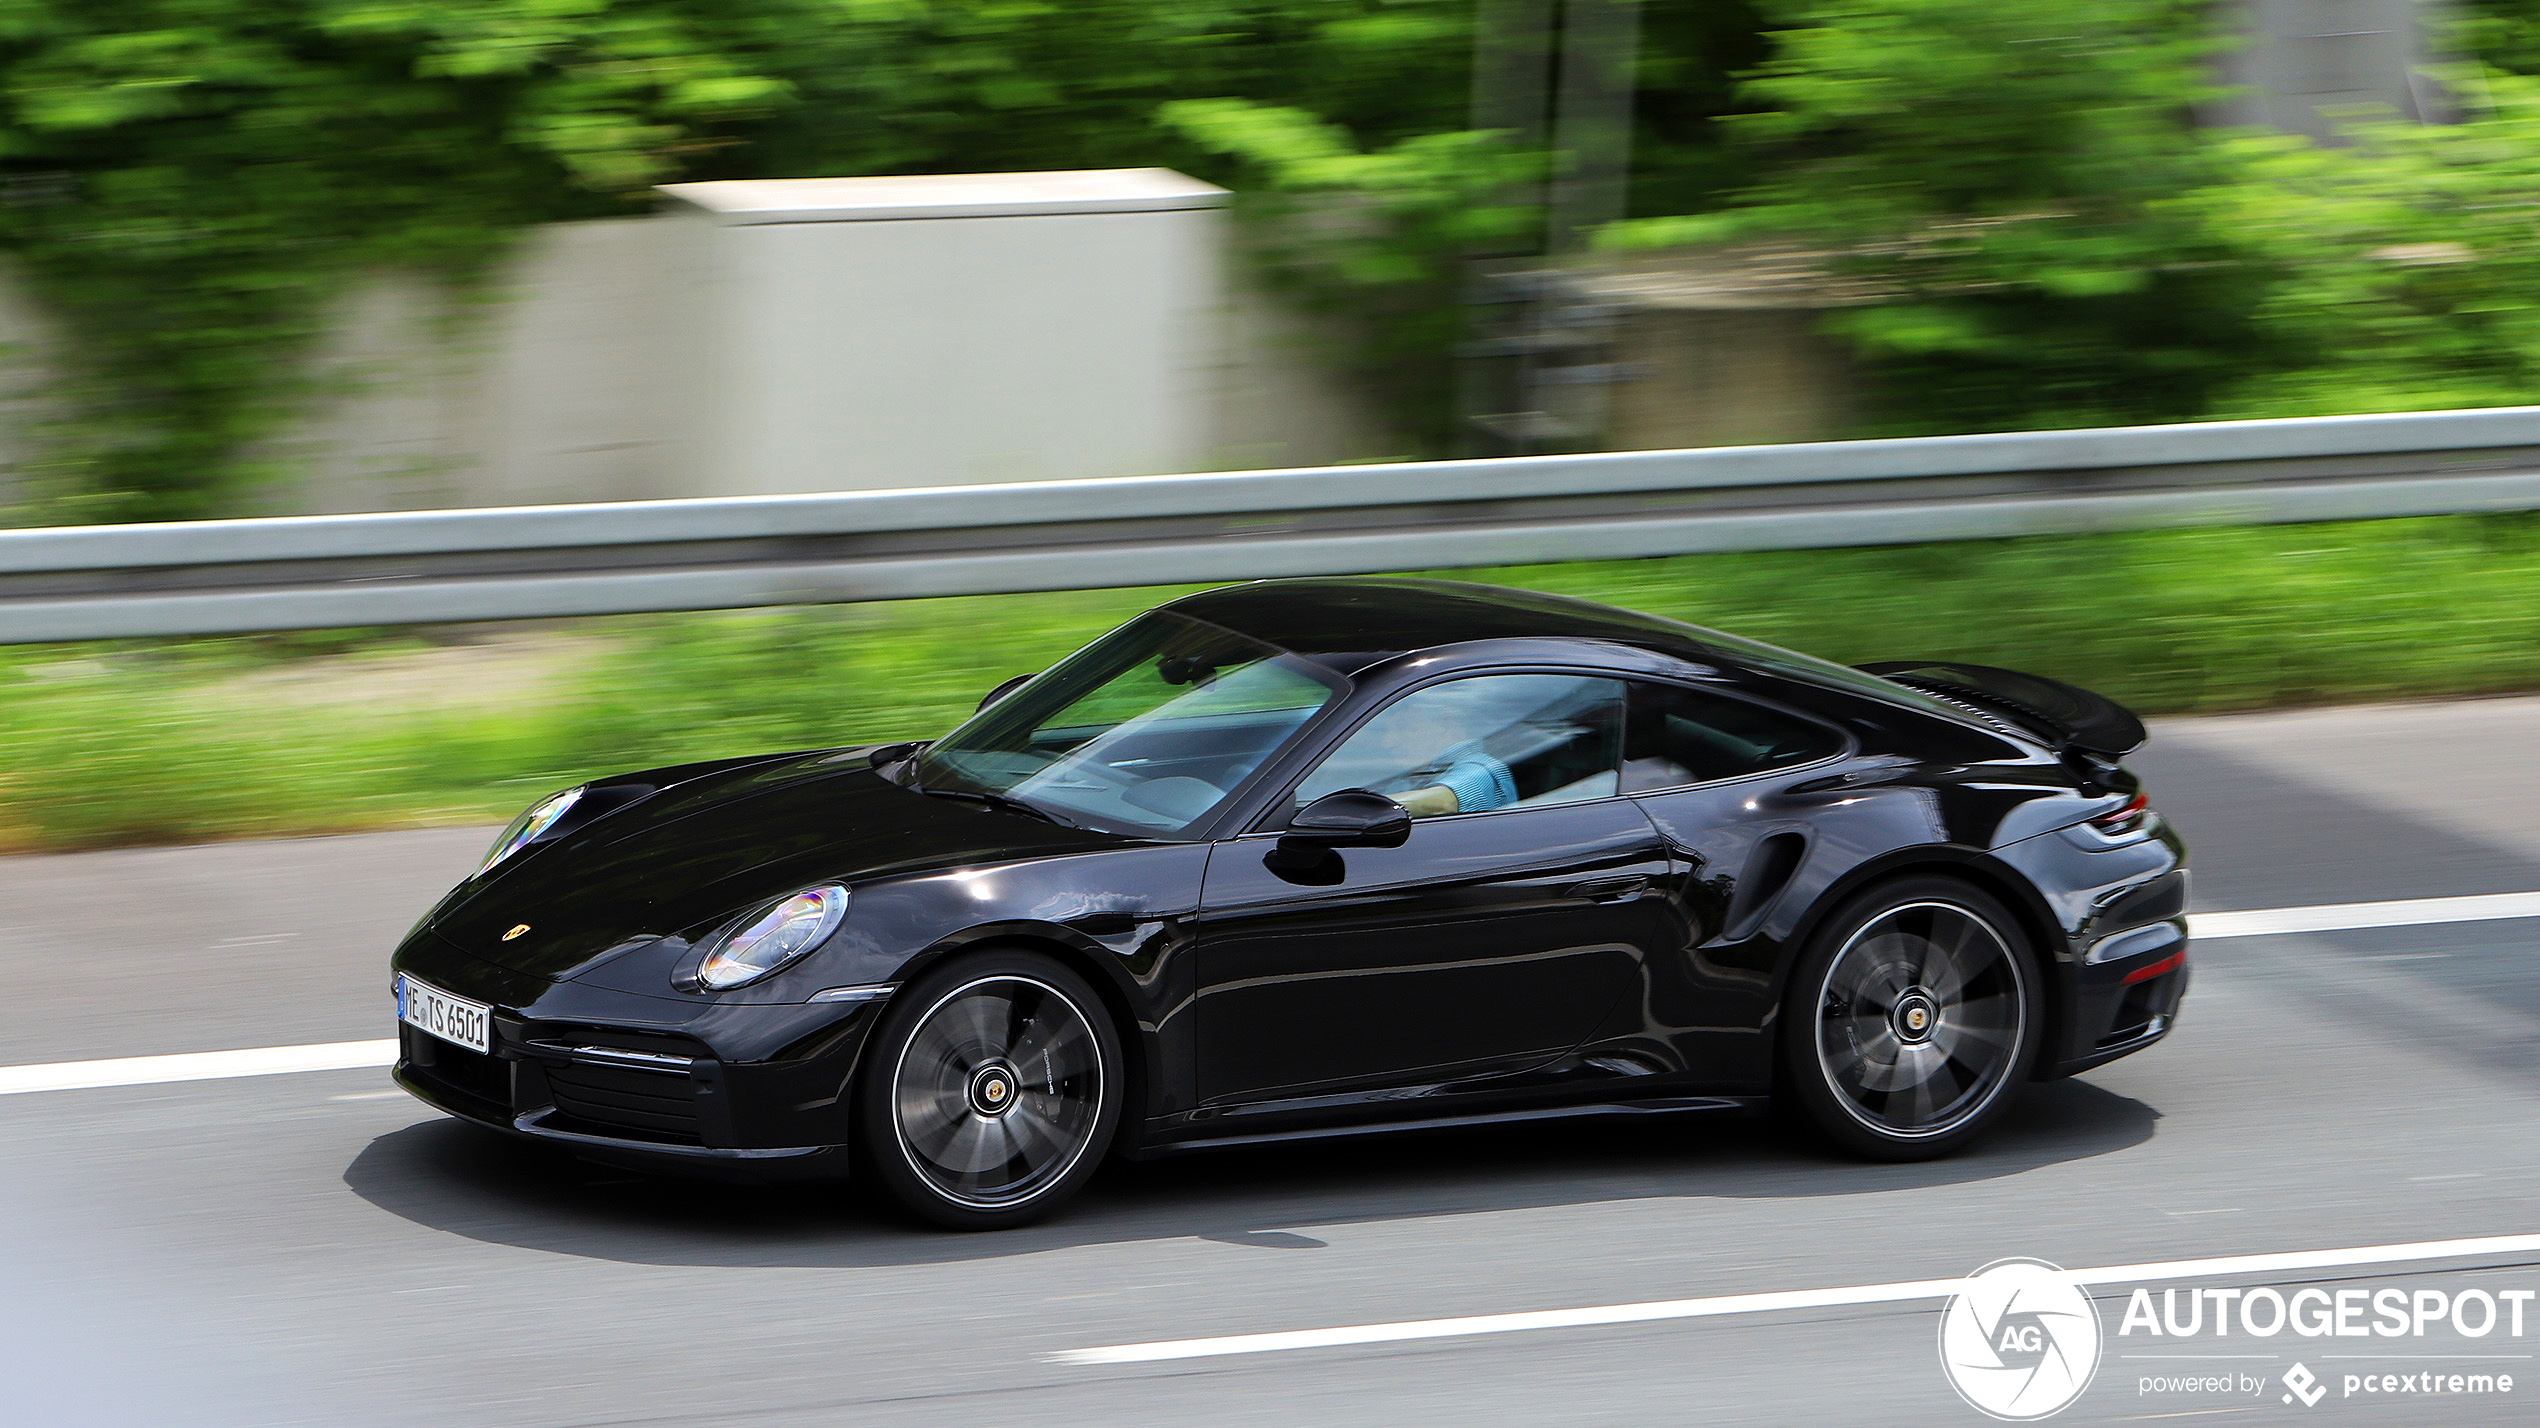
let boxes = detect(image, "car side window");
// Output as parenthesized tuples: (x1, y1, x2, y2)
(1621, 682, 1843, 792)
(1293, 674, 1625, 819)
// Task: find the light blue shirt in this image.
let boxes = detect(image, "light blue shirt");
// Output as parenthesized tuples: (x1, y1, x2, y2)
(1426, 745, 1517, 813)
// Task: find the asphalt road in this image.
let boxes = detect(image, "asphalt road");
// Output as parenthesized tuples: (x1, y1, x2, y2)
(6, 696, 2540, 1427)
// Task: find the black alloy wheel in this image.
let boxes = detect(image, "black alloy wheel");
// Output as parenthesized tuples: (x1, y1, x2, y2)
(1778, 876, 2044, 1160)
(854, 949, 1122, 1229)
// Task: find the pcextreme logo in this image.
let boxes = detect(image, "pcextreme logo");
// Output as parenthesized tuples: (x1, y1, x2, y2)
(1938, 1259, 2103, 1420)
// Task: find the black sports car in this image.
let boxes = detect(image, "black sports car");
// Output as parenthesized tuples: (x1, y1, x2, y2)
(390, 578, 2188, 1228)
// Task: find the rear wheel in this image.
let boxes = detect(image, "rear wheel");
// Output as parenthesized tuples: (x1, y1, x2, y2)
(1778, 876, 2043, 1160)
(854, 949, 1121, 1229)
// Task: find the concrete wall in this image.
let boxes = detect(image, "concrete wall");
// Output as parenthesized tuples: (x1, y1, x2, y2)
(0, 267, 65, 516)
(0, 199, 1407, 519)
(1605, 307, 1859, 452)
(262, 218, 687, 515)
(659, 172, 1232, 494)
(2210, 0, 2446, 141)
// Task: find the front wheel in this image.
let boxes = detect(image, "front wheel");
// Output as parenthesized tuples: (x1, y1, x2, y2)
(853, 950, 1122, 1229)
(1778, 876, 2044, 1161)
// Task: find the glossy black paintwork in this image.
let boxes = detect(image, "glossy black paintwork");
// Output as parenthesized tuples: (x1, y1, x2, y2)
(1196, 796, 1674, 1106)
(388, 577, 2189, 1173)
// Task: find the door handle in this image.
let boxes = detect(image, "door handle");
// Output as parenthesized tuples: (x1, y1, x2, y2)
(1565, 875, 1650, 903)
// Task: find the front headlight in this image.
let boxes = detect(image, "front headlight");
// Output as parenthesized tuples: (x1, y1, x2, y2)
(698, 884, 850, 991)
(479, 787, 584, 876)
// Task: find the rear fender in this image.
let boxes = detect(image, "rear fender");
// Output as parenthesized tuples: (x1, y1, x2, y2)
(1761, 847, 2073, 1082)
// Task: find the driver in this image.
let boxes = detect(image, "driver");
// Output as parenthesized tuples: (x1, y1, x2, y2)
(1359, 714, 1518, 819)
(1381, 740, 1514, 818)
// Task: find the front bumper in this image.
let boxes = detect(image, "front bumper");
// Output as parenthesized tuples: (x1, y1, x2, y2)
(391, 934, 886, 1181)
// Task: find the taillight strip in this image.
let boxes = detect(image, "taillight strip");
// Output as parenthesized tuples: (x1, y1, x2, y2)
(2122, 950, 2187, 985)
(2091, 792, 2151, 832)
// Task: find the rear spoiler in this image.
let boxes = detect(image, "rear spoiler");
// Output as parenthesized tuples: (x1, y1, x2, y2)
(1856, 661, 2147, 758)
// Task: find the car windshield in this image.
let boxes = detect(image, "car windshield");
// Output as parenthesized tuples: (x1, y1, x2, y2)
(914, 612, 1347, 835)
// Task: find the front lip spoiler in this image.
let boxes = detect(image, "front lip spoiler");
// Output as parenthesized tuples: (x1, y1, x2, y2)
(393, 1064, 831, 1162)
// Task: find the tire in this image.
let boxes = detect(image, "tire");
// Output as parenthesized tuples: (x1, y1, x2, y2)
(853, 948, 1123, 1229)
(1777, 875, 2045, 1161)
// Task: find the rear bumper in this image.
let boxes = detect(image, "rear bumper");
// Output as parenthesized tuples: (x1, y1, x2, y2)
(1996, 821, 2193, 1080)
(2046, 959, 2188, 1078)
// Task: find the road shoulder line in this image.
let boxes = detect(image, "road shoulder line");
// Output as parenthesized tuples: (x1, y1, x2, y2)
(1048, 1233, 2540, 1365)
(0, 1039, 395, 1096)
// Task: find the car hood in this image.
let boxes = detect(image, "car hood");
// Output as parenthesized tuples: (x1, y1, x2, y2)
(427, 749, 1143, 981)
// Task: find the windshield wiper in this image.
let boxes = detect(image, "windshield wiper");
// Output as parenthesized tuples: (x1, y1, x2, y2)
(910, 784, 1080, 828)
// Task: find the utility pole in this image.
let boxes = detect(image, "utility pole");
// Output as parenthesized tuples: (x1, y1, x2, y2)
(1459, 0, 1642, 456)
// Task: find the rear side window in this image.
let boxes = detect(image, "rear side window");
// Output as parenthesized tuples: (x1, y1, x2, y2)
(1622, 683, 1842, 792)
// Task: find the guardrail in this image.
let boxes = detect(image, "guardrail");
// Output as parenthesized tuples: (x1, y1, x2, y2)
(7, 406, 2540, 642)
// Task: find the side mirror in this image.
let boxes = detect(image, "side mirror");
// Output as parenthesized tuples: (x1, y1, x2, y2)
(977, 673, 1034, 712)
(1283, 790, 1412, 850)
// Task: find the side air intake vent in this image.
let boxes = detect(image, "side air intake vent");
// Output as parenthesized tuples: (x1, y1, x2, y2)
(1725, 832, 1809, 941)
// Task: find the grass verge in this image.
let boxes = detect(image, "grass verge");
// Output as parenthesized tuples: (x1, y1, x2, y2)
(7, 511, 2540, 854)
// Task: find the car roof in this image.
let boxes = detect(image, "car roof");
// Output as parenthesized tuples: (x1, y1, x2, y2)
(1162, 577, 1714, 674)
(1163, 577, 1989, 729)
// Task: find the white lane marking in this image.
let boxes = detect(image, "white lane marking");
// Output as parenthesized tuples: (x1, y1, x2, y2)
(2, 893, 2537, 1097)
(2190, 891, 2540, 940)
(0, 1039, 395, 1096)
(1048, 1232, 2540, 1365)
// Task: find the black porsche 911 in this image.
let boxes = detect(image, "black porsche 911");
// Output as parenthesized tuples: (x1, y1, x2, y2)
(390, 577, 2188, 1228)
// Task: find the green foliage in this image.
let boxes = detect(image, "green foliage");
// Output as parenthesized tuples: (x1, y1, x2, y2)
(28, 0, 2540, 516)
(0, 1, 1509, 519)
(0, 1, 1778, 516)
(0, 0, 825, 520)
(1603, 0, 2540, 435)
(1162, 98, 1544, 444)
(17, 515, 2540, 850)
(2183, 72, 2540, 418)
(1149, 3, 1774, 446)
(1606, 0, 2272, 432)
(2460, 0, 2540, 76)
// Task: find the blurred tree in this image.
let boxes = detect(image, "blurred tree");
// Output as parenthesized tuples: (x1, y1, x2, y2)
(2189, 71, 2540, 419)
(1603, 0, 2280, 434)
(33, 0, 2540, 518)
(2461, 0, 2540, 75)
(1602, 0, 2540, 436)
(0, 0, 825, 519)
(0, 0, 1774, 518)
(1160, 100, 1547, 445)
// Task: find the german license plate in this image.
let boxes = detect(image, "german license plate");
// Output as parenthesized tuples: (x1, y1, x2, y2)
(397, 974, 491, 1055)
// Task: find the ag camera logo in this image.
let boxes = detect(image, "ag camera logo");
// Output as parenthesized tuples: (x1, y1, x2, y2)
(1939, 1258, 2103, 1420)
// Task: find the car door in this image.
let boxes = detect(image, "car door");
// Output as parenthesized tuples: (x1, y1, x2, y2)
(1193, 672, 1681, 1106)
(1618, 678, 1851, 1087)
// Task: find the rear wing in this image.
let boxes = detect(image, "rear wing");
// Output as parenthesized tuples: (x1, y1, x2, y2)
(1856, 662, 2147, 758)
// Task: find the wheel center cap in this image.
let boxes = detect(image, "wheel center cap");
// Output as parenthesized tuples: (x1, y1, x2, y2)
(968, 1064, 1018, 1116)
(1893, 992, 1938, 1045)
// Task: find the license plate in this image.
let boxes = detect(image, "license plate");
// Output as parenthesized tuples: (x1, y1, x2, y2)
(397, 975, 491, 1055)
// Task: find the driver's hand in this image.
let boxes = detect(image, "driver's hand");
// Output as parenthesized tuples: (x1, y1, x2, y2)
(1395, 784, 1460, 819)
